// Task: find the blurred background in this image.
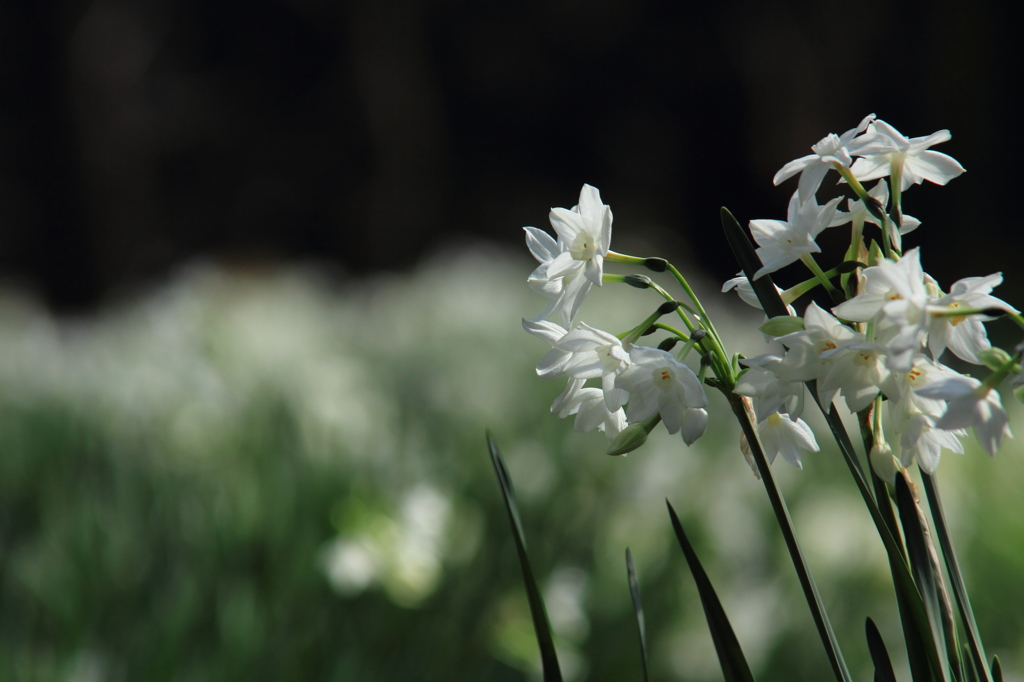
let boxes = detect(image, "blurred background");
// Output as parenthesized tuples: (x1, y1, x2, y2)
(1, 0, 1023, 680)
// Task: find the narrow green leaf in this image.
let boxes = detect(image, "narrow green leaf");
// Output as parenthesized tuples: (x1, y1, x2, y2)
(486, 430, 562, 682)
(720, 208, 946, 682)
(962, 645, 979, 682)
(991, 656, 1003, 682)
(922, 472, 993, 682)
(728, 398, 851, 682)
(720, 207, 789, 319)
(896, 474, 953, 682)
(667, 501, 756, 682)
(866, 618, 898, 682)
(625, 549, 649, 682)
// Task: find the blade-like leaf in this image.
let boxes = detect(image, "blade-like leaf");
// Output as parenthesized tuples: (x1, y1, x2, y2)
(896, 474, 955, 682)
(625, 549, 649, 682)
(721, 208, 946, 682)
(991, 656, 1003, 682)
(922, 472, 993, 682)
(667, 501, 756, 682)
(720, 207, 789, 319)
(866, 617, 898, 682)
(728, 398, 851, 682)
(486, 430, 562, 682)
(962, 645, 979, 682)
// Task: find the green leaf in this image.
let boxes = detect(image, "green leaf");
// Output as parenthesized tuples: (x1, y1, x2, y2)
(991, 656, 1003, 682)
(895, 474, 954, 682)
(486, 430, 562, 682)
(720, 207, 789, 319)
(866, 617, 897, 682)
(625, 549, 649, 682)
(962, 645, 979, 682)
(728, 398, 851, 682)
(666, 501, 756, 682)
(922, 472, 993, 682)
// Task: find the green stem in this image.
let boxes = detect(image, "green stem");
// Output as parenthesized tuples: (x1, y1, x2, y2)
(800, 253, 843, 302)
(728, 396, 852, 682)
(921, 472, 993, 682)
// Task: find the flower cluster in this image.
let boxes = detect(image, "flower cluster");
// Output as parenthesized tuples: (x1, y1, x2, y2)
(523, 186, 709, 451)
(731, 117, 1021, 476)
(521, 119, 1021, 480)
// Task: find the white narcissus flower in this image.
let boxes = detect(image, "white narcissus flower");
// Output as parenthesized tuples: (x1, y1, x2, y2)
(681, 407, 708, 446)
(850, 119, 966, 192)
(756, 412, 820, 469)
(616, 346, 708, 435)
(927, 273, 1019, 364)
(557, 387, 628, 440)
(523, 184, 612, 326)
(524, 225, 593, 326)
(544, 184, 613, 287)
(775, 301, 864, 405)
(555, 323, 631, 410)
(915, 376, 1013, 456)
(774, 113, 876, 204)
(831, 248, 930, 372)
(750, 191, 845, 279)
(897, 412, 965, 474)
(734, 349, 805, 422)
(819, 343, 890, 413)
(522, 318, 571, 379)
(722, 274, 796, 315)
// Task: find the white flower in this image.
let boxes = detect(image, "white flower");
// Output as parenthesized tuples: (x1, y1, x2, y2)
(775, 302, 864, 402)
(850, 120, 965, 192)
(616, 346, 708, 434)
(558, 387, 628, 440)
(819, 343, 890, 412)
(722, 274, 796, 315)
(897, 412, 965, 474)
(773, 114, 876, 204)
(831, 248, 929, 371)
(750, 191, 844, 279)
(522, 317, 571, 379)
(524, 226, 593, 326)
(756, 412, 820, 469)
(544, 184, 613, 286)
(523, 184, 612, 325)
(927, 273, 1019, 364)
(555, 323, 631, 410)
(915, 376, 1013, 456)
(734, 348, 805, 421)
(681, 407, 709, 446)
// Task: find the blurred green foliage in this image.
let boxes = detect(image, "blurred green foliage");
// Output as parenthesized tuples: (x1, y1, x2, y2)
(1, 250, 1021, 681)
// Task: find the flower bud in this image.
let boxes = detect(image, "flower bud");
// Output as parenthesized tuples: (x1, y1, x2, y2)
(644, 257, 668, 272)
(657, 337, 678, 352)
(870, 442, 898, 486)
(624, 274, 652, 289)
(689, 329, 707, 342)
(640, 324, 658, 336)
(657, 300, 681, 315)
(758, 315, 805, 337)
(977, 347, 1014, 371)
(606, 423, 649, 457)
(681, 408, 708, 446)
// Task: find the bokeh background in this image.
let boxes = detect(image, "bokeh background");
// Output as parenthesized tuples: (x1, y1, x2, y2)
(1, 0, 1023, 680)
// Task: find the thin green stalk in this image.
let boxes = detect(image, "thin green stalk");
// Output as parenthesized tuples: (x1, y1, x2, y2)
(800, 253, 843, 301)
(921, 472, 993, 682)
(728, 395, 852, 682)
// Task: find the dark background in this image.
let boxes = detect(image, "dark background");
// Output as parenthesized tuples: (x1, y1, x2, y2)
(1, 0, 1019, 312)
